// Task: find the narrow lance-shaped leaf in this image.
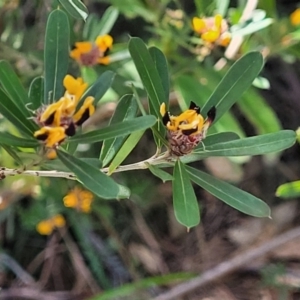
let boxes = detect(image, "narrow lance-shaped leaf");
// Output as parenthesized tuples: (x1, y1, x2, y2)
(0, 60, 30, 110)
(146, 163, 173, 182)
(276, 181, 300, 198)
(100, 94, 138, 166)
(69, 115, 157, 143)
(182, 130, 296, 163)
(196, 132, 240, 150)
(0, 132, 39, 148)
(28, 76, 44, 110)
(108, 130, 145, 175)
(201, 52, 264, 122)
(58, 0, 89, 21)
(57, 150, 130, 200)
(44, 9, 70, 104)
(128, 37, 167, 118)
(79, 70, 115, 107)
(149, 46, 169, 148)
(186, 166, 271, 217)
(238, 89, 281, 135)
(0, 88, 37, 136)
(173, 160, 200, 229)
(149, 47, 169, 103)
(90, 6, 119, 40)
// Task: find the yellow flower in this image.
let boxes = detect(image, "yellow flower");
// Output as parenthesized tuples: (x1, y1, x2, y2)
(160, 102, 216, 156)
(39, 97, 74, 127)
(70, 34, 113, 66)
(72, 96, 95, 126)
(63, 75, 88, 104)
(290, 8, 300, 26)
(36, 214, 66, 235)
(63, 187, 94, 213)
(34, 126, 66, 148)
(46, 149, 57, 160)
(33, 75, 95, 148)
(192, 14, 231, 46)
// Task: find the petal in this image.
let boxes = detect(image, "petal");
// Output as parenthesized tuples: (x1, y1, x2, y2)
(63, 75, 88, 104)
(95, 34, 113, 52)
(35, 127, 66, 148)
(53, 214, 66, 228)
(40, 100, 64, 126)
(219, 32, 231, 46)
(70, 48, 81, 60)
(46, 149, 57, 160)
(214, 14, 223, 29)
(202, 30, 220, 42)
(97, 56, 110, 65)
(73, 96, 95, 126)
(36, 220, 53, 235)
(192, 17, 206, 33)
(291, 8, 300, 26)
(74, 41, 93, 52)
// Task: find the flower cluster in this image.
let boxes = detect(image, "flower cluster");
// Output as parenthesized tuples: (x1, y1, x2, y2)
(192, 14, 231, 47)
(36, 214, 66, 235)
(70, 34, 113, 66)
(63, 186, 94, 213)
(290, 8, 300, 26)
(160, 102, 216, 156)
(34, 75, 95, 152)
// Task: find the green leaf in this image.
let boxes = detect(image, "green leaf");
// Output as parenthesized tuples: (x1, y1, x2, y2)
(149, 47, 169, 103)
(147, 163, 173, 182)
(202, 52, 264, 121)
(173, 160, 200, 229)
(80, 70, 115, 106)
(0, 144, 23, 166)
(216, 0, 229, 16)
(90, 6, 119, 40)
(231, 18, 273, 37)
(238, 89, 281, 135)
(100, 94, 138, 166)
(149, 46, 169, 148)
(128, 37, 167, 118)
(196, 131, 240, 149)
(28, 76, 44, 110)
(90, 272, 194, 300)
(69, 115, 156, 143)
(276, 181, 300, 198)
(186, 166, 271, 217)
(0, 132, 39, 148)
(252, 77, 270, 90)
(0, 88, 37, 136)
(44, 9, 70, 104)
(57, 150, 130, 199)
(58, 0, 89, 21)
(108, 130, 145, 174)
(183, 130, 296, 163)
(0, 60, 30, 110)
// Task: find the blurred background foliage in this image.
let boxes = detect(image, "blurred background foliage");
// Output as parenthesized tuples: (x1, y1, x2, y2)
(1, 0, 300, 299)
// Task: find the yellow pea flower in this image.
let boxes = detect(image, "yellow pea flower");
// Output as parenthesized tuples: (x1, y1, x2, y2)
(160, 102, 216, 156)
(63, 75, 88, 104)
(34, 126, 66, 148)
(70, 35, 113, 66)
(291, 8, 300, 26)
(63, 187, 94, 213)
(192, 14, 231, 46)
(36, 214, 66, 235)
(72, 96, 95, 126)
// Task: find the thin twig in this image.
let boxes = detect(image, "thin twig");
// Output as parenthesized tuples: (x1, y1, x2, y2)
(0, 253, 37, 286)
(152, 226, 300, 300)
